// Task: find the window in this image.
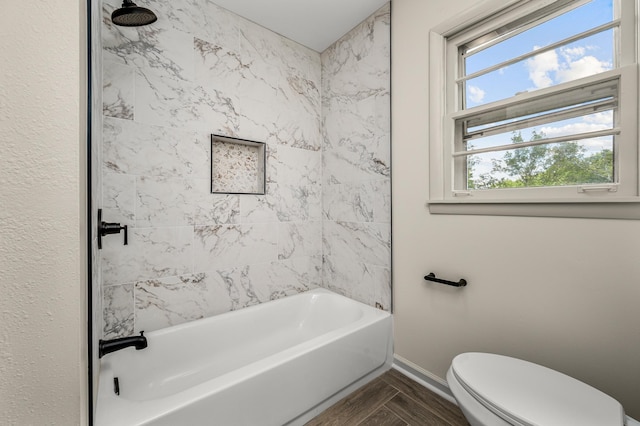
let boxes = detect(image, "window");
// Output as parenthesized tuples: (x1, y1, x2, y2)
(429, 0, 640, 213)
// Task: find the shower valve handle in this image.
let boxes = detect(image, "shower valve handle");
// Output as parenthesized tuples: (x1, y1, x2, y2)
(101, 222, 128, 244)
(97, 209, 128, 249)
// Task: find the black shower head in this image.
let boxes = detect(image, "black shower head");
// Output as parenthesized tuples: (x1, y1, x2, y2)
(111, 0, 157, 27)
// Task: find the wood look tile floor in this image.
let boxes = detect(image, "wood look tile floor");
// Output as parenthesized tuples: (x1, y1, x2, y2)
(304, 369, 469, 426)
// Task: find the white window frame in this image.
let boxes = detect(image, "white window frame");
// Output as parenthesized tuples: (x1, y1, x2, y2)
(428, 0, 640, 219)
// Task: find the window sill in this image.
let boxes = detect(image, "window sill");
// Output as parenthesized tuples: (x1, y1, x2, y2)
(427, 200, 640, 220)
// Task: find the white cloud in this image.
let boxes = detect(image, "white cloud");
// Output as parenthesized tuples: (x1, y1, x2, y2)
(540, 121, 610, 137)
(539, 121, 612, 153)
(467, 85, 486, 104)
(525, 47, 559, 89)
(578, 137, 613, 152)
(555, 55, 612, 83)
(525, 45, 611, 90)
(583, 111, 613, 125)
(560, 46, 586, 59)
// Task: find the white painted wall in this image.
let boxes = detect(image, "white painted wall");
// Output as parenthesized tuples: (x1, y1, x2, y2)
(392, 0, 640, 418)
(0, 1, 87, 424)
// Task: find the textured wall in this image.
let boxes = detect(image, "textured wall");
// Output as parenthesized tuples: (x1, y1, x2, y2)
(101, 0, 323, 337)
(392, 0, 640, 417)
(321, 5, 392, 310)
(0, 1, 87, 424)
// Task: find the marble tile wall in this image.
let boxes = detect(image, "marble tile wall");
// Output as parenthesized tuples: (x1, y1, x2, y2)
(101, 0, 322, 337)
(320, 4, 392, 310)
(100, 0, 390, 337)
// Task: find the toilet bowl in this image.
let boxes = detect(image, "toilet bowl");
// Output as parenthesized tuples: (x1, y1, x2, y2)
(446, 352, 625, 426)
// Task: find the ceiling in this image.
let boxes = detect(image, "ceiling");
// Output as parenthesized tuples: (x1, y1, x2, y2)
(212, 0, 389, 52)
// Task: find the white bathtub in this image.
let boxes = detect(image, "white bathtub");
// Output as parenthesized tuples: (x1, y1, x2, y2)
(96, 288, 393, 426)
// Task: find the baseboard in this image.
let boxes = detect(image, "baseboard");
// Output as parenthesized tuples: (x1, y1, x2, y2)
(392, 355, 457, 405)
(392, 355, 640, 426)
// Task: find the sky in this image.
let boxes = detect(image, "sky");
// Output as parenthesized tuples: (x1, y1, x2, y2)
(465, 0, 614, 107)
(462, 0, 616, 180)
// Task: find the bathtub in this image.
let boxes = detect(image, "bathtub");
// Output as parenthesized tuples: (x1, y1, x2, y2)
(96, 288, 393, 426)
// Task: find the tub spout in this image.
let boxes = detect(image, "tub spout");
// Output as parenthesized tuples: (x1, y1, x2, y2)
(99, 331, 147, 358)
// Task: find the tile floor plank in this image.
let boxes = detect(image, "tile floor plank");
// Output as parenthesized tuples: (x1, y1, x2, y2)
(385, 393, 456, 426)
(304, 369, 469, 426)
(357, 407, 408, 426)
(304, 377, 398, 426)
(382, 369, 469, 425)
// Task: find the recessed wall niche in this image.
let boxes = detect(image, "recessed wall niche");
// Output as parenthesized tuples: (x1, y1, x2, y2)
(210, 135, 266, 195)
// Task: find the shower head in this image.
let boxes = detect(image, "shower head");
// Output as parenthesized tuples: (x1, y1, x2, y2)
(111, 0, 157, 27)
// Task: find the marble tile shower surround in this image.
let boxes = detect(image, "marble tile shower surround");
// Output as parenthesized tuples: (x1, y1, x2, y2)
(321, 5, 391, 309)
(101, 0, 390, 337)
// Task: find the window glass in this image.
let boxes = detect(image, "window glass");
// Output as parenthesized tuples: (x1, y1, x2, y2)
(466, 99, 614, 134)
(456, 0, 620, 193)
(464, 0, 614, 75)
(467, 137, 614, 189)
(429, 0, 638, 207)
(465, 110, 614, 151)
(464, 29, 614, 107)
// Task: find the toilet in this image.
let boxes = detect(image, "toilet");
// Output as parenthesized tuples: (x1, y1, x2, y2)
(447, 352, 626, 426)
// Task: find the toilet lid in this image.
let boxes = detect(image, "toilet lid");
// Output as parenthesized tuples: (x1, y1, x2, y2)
(451, 353, 624, 426)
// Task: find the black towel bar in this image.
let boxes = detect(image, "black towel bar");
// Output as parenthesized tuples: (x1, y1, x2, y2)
(424, 273, 467, 288)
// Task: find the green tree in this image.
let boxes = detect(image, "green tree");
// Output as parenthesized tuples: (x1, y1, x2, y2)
(469, 130, 614, 189)
(581, 149, 614, 183)
(467, 149, 480, 189)
(496, 130, 547, 187)
(538, 141, 590, 185)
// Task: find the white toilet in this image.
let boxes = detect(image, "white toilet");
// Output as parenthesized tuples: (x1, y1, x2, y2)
(447, 352, 626, 426)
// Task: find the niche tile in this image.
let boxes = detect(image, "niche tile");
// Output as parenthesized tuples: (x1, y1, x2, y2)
(211, 135, 266, 194)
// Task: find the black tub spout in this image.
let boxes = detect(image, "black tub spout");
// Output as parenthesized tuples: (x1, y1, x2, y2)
(99, 331, 147, 358)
